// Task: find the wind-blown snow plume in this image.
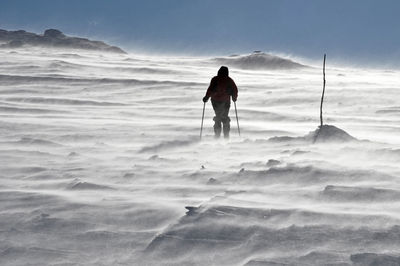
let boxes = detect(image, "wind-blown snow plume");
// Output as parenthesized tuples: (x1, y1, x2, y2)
(0, 46, 399, 266)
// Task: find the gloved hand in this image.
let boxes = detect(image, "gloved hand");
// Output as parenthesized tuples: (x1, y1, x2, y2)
(202, 96, 209, 103)
(232, 97, 237, 102)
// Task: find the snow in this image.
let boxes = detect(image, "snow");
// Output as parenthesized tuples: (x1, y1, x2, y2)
(0, 48, 400, 265)
(214, 52, 307, 70)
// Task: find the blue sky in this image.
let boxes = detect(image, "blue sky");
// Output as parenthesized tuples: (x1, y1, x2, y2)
(1, 0, 400, 65)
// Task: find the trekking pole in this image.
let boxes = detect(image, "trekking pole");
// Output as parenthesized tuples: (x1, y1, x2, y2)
(234, 102, 241, 137)
(200, 102, 206, 140)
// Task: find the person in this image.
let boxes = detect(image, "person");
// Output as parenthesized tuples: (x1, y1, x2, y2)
(203, 66, 238, 139)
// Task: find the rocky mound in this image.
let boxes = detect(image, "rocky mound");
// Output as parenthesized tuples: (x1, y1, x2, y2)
(214, 52, 307, 70)
(270, 125, 357, 143)
(308, 124, 357, 143)
(0, 29, 126, 54)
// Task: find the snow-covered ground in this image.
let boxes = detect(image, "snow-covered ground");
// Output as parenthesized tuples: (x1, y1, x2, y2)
(1, 48, 400, 266)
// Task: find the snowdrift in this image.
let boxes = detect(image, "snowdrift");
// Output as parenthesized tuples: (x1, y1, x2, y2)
(321, 185, 400, 202)
(143, 204, 400, 265)
(351, 253, 400, 265)
(213, 52, 307, 70)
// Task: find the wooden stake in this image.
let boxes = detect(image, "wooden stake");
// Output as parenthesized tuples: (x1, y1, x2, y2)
(320, 54, 326, 127)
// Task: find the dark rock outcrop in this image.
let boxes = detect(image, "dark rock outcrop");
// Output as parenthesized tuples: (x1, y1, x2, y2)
(0, 29, 126, 54)
(43, 29, 65, 38)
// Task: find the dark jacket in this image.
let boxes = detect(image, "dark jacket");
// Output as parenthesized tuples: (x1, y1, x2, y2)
(205, 75, 238, 102)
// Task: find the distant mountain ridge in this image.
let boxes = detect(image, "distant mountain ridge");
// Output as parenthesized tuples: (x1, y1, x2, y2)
(0, 29, 126, 54)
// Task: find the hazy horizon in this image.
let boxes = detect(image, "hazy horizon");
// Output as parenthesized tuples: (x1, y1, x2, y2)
(1, 0, 400, 67)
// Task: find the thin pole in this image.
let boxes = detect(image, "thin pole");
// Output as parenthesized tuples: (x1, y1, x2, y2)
(234, 102, 241, 137)
(314, 54, 326, 144)
(320, 54, 326, 127)
(200, 102, 206, 140)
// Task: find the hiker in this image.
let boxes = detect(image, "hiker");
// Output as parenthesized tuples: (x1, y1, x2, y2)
(203, 66, 238, 138)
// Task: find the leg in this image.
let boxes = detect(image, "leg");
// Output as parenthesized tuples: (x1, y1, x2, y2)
(213, 117, 222, 138)
(211, 100, 226, 138)
(221, 102, 231, 138)
(222, 118, 230, 138)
